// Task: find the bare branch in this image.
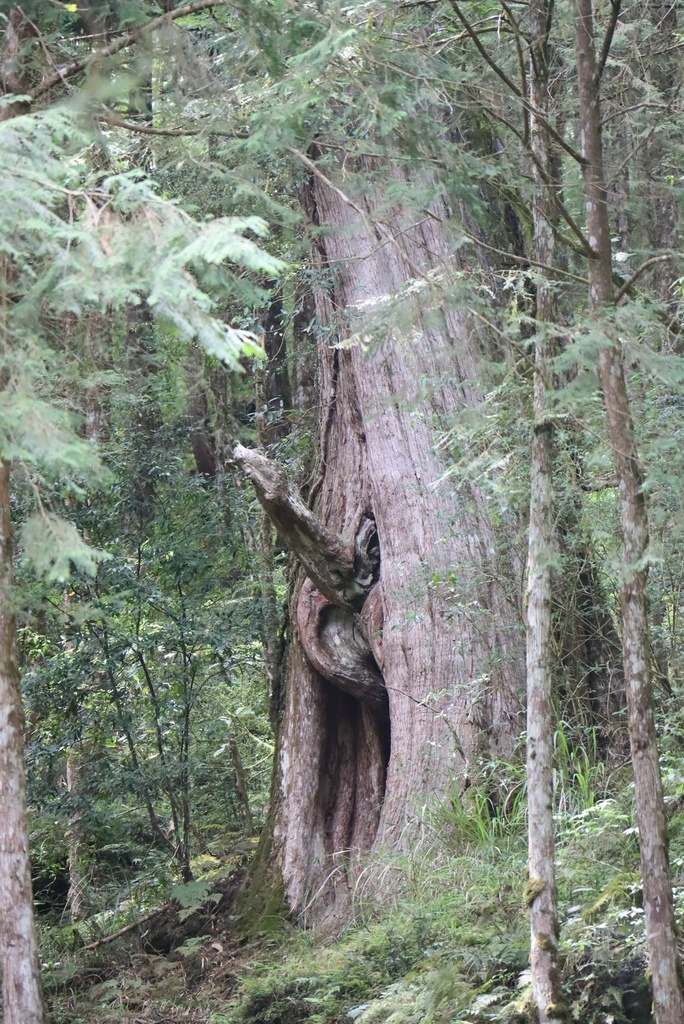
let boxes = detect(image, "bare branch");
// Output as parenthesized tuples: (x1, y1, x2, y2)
(233, 444, 377, 609)
(598, 0, 621, 79)
(99, 109, 249, 138)
(31, 0, 234, 101)
(297, 578, 387, 713)
(614, 254, 674, 303)
(82, 904, 172, 951)
(600, 101, 670, 126)
(478, 103, 594, 256)
(100, 112, 203, 136)
(447, 0, 587, 166)
(462, 229, 590, 284)
(497, 0, 530, 144)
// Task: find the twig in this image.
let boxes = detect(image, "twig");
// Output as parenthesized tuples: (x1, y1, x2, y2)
(459, 226, 589, 284)
(601, 101, 671, 127)
(23, 14, 75, 94)
(478, 103, 594, 257)
(447, 0, 587, 166)
(419, 203, 589, 283)
(385, 684, 465, 759)
(496, 0, 530, 144)
(610, 123, 658, 180)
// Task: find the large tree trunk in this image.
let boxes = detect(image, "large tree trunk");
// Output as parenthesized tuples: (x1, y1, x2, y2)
(574, 2, 684, 1020)
(237, 163, 525, 925)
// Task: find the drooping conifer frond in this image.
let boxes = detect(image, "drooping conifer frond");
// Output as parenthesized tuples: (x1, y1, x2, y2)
(0, 104, 282, 576)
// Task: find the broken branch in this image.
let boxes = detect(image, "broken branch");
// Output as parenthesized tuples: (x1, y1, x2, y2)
(233, 445, 377, 609)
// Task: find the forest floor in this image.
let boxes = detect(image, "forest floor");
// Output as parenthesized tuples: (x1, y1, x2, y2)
(41, 761, 682, 1024)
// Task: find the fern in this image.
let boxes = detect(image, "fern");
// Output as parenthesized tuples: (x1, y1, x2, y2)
(171, 880, 222, 922)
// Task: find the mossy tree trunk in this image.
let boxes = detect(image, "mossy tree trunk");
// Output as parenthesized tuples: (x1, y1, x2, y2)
(0, 460, 45, 1024)
(525, 2, 565, 1018)
(574, 1, 684, 1019)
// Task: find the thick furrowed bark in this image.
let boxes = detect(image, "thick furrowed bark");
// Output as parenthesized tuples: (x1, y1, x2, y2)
(297, 578, 387, 714)
(574, 1, 684, 1019)
(243, 164, 525, 922)
(235, 437, 389, 922)
(313, 166, 525, 834)
(272, 612, 389, 926)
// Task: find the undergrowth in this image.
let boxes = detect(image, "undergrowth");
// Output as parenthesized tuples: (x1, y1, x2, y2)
(42, 742, 684, 1024)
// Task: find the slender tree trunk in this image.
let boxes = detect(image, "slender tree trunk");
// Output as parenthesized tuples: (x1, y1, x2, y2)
(0, 460, 45, 1024)
(230, 734, 254, 836)
(0, 15, 45, 1018)
(95, 643, 169, 850)
(526, 6, 565, 1019)
(526, 382, 562, 1024)
(641, 0, 679, 318)
(573, 2, 684, 1020)
(188, 344, 218, 479)
(61, 585, 89, 925)
(0, 7, 34, 120)
(260, 288, 291, 444)
(65, 744, 87, 923)
(255, 367, 282, 721)
(292, 278, 317, 419)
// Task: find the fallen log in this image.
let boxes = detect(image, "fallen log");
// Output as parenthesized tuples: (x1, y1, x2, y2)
(82, 902, 172, 951)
